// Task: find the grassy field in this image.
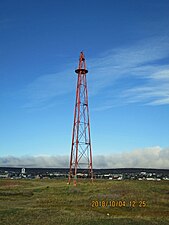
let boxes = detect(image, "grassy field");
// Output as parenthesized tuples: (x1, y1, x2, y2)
(0, 179, 169, 225)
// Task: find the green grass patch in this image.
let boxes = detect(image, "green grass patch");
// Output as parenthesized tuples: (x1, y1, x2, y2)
(0, 179, 168, 225)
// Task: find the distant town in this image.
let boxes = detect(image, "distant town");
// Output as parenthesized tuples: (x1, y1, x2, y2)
(0, 167, 169, 181)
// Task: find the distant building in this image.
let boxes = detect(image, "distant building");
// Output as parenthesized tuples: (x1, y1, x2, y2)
(21, 168, 26, 174)
(146, 178, 155, 181)
(0, 173, 8, 178)
(140, 172, 146, 175)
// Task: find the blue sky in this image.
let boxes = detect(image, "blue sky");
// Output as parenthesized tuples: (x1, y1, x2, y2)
(0, 0, 169, 168)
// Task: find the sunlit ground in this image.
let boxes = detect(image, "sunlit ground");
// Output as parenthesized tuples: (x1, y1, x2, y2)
(0, 179, 169, 225)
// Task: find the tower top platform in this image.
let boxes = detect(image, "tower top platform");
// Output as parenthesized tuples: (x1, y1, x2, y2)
(75, 51, 88, 74)
(75, 68, 88, 74)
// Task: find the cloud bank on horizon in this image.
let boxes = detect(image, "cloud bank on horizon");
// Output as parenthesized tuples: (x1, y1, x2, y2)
(1, 146, 169, 169)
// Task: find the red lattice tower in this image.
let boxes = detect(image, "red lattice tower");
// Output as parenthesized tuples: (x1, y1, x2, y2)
(69, 52, 93, 185)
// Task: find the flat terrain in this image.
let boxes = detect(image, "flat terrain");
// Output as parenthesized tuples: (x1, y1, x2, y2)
(0, 179, 169, 225)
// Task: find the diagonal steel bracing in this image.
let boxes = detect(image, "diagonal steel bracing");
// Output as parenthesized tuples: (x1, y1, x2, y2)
(69, 52, 93, 185)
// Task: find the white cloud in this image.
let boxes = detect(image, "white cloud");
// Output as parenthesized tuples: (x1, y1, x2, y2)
(22, 68, 75, 109)
(122, 69, 169, 106)
(22, 36, 169, 110)
(1, 146, 169, 169)
(94, 146, 169, 169)
(0, 155, 69, 168)
(88, 36, 169, 109)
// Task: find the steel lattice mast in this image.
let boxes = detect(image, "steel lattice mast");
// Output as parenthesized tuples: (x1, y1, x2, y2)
(69, 52, 93, 185)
